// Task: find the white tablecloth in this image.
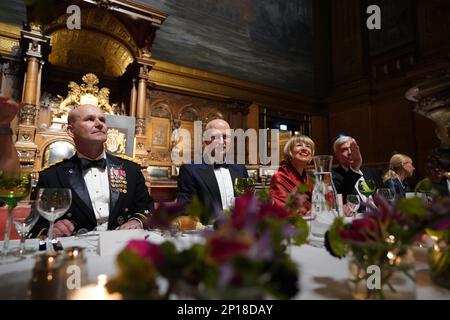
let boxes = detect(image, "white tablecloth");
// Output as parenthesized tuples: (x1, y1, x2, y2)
(0, 230, 449, 300)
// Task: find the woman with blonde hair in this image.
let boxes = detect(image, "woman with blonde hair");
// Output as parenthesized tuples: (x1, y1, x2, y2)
(383, 153, 415, 196)
(270, 135, 315, 208)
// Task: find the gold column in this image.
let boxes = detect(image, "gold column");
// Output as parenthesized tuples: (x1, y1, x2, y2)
(136, 75, 147, 133)
(134, 57, 155, 163)
(129, 78, 137, 117)
(15, 29, 50, 167)
(23, 57, 38, 106)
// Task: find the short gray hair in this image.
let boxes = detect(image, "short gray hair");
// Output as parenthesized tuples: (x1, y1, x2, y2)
(333, 136, 353, 154)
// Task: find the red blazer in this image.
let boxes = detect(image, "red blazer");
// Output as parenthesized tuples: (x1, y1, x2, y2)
(269, 161, 313, 208)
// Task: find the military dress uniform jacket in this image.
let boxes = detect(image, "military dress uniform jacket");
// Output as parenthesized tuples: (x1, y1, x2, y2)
(31, 153, 154, 237)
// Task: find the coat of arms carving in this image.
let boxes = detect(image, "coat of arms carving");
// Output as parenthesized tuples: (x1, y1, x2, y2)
(106, 128, 126, 154)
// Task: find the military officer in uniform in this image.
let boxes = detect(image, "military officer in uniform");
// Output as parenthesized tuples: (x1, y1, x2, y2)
(32, 104, 154, 238)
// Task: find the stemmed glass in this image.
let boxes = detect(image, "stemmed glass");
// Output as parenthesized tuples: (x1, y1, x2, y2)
(346, 195, 361, 217)
(36, 188, 72, 252)
(234, 177, 256, 196)
(12, 200, 40, 255)
(0, 171, 31, 263)
(357, 179, 376, 199)
(375, 188, 395, 203)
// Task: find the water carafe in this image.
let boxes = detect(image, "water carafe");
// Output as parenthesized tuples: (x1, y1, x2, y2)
(309, 155, 339, 246)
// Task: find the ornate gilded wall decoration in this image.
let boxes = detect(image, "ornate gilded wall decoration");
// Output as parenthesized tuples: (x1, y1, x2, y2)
(106, 128, 126, 154)
(54, 73, 117, 118)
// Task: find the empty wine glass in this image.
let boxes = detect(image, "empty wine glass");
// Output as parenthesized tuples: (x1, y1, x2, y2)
(12, 200, 40, 255)
(0, 171, 31, 263)
(234, 177, 256, 196)
(346, 195, 361, 217)
(36, 188, 72, 252)
(357, 179, 376, 198)
(375, 188, 395, 203)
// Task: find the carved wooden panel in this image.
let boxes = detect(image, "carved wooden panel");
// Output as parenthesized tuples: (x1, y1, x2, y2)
(417, 0, 450, 56)
(331, 0, 365, 84)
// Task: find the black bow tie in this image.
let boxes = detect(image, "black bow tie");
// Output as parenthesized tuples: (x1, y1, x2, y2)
(213, 162, 229, 169)
(80, 158, 107, 171)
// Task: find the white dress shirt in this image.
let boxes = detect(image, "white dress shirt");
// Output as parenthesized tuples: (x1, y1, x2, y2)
(213, 167, 235, 211)
(78, 151, 110, 230)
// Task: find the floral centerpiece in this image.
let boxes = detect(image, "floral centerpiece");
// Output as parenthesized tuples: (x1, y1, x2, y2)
(105, 192, 309, 299)
(425, 196, 450, 289)
(325, 194, 450, 300)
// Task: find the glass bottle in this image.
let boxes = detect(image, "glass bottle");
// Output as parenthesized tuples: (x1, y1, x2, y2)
(309, 155, 339, 246)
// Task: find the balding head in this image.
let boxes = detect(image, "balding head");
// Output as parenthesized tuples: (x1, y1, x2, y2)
(205, 118, 230, 131)
(68, 104, 103, 125)
(67, 104, 107, 154)
(204, 118, 231, 161)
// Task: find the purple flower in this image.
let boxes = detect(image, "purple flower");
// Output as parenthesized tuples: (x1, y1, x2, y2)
(218, 262, 234, 287)
(248, 230, 273, 261)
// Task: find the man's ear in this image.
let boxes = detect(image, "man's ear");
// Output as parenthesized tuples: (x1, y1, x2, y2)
(66, 124, 75, 139)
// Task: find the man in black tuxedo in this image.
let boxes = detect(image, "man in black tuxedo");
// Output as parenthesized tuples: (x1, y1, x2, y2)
(32, 104, 153, 237)
(177, 119, 248, 224)
(332, 136, 383, 201)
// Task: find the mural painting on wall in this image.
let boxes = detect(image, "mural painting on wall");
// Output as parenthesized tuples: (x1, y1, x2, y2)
(140, 0, 314, 95)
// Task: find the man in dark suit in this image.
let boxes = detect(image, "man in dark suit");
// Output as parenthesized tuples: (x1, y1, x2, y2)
(32, 104, 153, 237)
(332, 136, 383, 201)
(177, 119, 248, 224)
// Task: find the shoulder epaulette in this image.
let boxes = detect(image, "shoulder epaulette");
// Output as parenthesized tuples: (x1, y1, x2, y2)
(115, 154, 142, 166)
(38, 159, 65, 172)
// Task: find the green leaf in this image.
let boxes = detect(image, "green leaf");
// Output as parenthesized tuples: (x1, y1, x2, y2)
(297, 183, 311, 193)
(185, 196, 204, 219)
(398, 197, 427, 218)
(426, 228, 450, 242)
(326, 217, 346, 258)
(414, 178, 433, 193)
(256, 187, 271, 201)
(292, 217, 309, 245)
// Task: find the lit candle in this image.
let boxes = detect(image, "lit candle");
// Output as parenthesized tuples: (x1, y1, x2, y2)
(69, 274, 122, 300)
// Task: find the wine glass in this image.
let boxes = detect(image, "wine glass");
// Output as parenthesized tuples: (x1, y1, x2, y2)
(12, 200, 40, 255)
(36, 188, 72, 252)
(346, 195, 361, 217)
(375, 188, 395, 203)
(234, 177, 256, 196)
(0, 171, 31, 263)
(357, 179, 376, 198)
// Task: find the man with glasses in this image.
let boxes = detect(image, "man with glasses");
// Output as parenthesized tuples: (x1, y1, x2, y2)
(177, 119, 248, 224)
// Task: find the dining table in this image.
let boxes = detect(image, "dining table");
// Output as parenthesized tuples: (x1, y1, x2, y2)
(0, 229, 448, 300)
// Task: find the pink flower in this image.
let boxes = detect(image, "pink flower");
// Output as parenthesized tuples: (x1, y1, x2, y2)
(208, 235, 251, 263)
(125, 240, 163, 266)
(231, 194, 261, 229)
(260, 203, 293, 220)
(338, 218, 378, 242)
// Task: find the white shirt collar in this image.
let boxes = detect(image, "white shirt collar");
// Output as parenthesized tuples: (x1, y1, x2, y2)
(77, 149, 106, 161)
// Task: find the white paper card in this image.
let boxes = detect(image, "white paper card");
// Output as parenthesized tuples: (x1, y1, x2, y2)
(98, 229, 165, 256)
